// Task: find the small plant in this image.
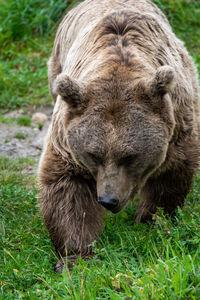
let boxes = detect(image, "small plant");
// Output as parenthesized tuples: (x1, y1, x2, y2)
(14, 131, 27, 139)
(16, 116, 31, 126)
(0, 115, 14, 124)
(4, 138, 10, 143)
(38, 123, 44, 130)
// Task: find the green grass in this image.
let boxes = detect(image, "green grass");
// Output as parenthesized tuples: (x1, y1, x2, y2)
(38, 123, 44, 131)
(0, 115, 14, 124)
(0, 37, 52, 112)
(0, 157, 200, 299)
(0, 114, 32, 127)
(0, 0, 200, 299)
(14, 132, 27, 140)
(16, 116, 31, 127)
(0, 0, 68, 43)
(153, 0, 200, 53)
(0, 157, 37, 186)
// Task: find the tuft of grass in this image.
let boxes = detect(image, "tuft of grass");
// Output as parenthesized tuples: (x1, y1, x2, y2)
(0, 115, 15, 124)
(4, 138, 10, 143)
(14, 132, 27, 139)
(16, 116, 31, 127)
(38, 123, 44, 131)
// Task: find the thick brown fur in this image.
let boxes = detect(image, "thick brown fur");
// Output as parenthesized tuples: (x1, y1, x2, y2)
(38, 0, 200, 272)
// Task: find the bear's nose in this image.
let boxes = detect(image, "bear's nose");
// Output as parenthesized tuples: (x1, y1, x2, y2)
(98, 195, 119, 211)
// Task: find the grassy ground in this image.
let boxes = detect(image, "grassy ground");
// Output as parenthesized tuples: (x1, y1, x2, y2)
(0, 0, 200, 299)
(0, 158, 200, 299)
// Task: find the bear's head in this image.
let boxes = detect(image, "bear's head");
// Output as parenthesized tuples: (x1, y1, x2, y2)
(54, 65, 176, 213)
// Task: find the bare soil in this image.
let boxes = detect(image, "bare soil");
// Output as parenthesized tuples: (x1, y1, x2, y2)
(0, 108, 52, 159)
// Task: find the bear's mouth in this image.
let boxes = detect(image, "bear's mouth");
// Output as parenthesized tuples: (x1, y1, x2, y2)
(111, 188, 138, 214)
(111, 207, 121, 214)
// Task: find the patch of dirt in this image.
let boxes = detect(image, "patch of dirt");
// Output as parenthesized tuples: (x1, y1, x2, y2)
(0, 107, 52, 159)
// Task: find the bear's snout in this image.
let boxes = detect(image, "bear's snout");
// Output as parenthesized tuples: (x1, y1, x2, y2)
(98, 195, 119, 212)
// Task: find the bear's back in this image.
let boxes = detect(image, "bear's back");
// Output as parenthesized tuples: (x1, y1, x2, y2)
(53, 0, 170, 74)
(50, 0, 199, 120)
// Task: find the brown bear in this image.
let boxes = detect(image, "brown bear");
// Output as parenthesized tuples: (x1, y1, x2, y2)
(38, 0, 200, 273)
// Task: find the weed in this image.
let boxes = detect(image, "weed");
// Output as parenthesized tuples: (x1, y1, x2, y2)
(16, 116, 31, 126)
(38, 123, 44, 131)
(4, 138, 10, 143)
(14, 132, 27, 139)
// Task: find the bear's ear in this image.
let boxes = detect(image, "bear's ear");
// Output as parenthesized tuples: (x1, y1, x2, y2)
(148, 66, 176, 97)
(53, 73, 83, 108)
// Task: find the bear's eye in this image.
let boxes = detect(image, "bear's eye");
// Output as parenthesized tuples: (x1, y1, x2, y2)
(118, 154, 138, 166)
(87, 152, 102, 165)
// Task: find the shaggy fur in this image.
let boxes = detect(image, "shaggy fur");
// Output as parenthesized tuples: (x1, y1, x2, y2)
(39, 0, 200, 272)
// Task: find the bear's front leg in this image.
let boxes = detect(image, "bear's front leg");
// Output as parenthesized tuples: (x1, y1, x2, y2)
(39, 149, 104, 273)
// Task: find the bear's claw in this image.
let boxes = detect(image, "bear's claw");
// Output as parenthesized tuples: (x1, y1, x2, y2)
(54, 255, 78, 273)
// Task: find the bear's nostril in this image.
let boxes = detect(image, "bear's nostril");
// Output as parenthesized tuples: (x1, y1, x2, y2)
(98, 195, 119, 211)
